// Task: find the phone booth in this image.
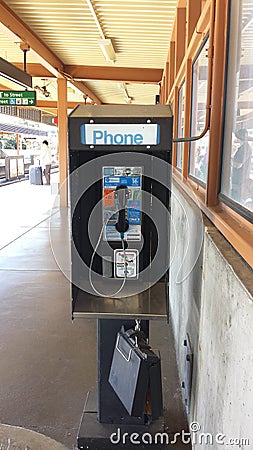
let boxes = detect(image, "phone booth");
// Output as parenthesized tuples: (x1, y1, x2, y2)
(68, 105, 173, 449)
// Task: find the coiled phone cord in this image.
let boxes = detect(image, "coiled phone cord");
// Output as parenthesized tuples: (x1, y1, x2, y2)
(88, 225, 128, 298)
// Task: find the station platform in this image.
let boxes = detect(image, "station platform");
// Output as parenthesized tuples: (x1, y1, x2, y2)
(0, 175, 189, 449)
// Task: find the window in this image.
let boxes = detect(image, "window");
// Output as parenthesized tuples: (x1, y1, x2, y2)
(176, 81, 185, 170)
(220, 0, 253, 216)
(189, 37, 209, 184)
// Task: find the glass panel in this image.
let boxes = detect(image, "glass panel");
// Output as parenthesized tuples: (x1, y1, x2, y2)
(221, 0, 253, 214)
(176, 81, 185, 170)
(189, 38, 209, 184)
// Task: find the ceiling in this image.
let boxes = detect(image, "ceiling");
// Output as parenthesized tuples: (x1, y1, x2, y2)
(0, 0, 179, 111)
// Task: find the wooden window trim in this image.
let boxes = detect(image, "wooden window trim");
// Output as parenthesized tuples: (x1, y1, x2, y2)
(172, 86, 178, 167)
(175, 7, 187, 74)
(168, 0, 210, 105)
(169, 0, 253, 269)
(173, 171, 253, 268)
(176, 80, 185, 171)
(182, 58, 192, 178)
(186, 0, 202, 47)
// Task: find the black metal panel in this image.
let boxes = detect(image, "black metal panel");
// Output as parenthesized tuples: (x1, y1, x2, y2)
(68, 110, 172, 318)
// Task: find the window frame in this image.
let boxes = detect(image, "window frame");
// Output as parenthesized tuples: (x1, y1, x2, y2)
(176, 79, 186, 171)
(188, 33, 210, 187)
(218, 0, 253, 223)
(166, 0, 253, 268)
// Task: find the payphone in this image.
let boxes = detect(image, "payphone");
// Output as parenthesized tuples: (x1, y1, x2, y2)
(102, 165, 142, 278)
(68, 105, 173, 448)
(102, 166, 142, 242)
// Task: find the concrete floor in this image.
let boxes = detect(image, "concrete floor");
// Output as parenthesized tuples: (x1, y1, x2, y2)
(0, 176, 189, 449)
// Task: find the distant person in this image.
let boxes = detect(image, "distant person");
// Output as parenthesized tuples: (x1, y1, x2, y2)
(40, 140, 52, 185)
(231, 129, 252, 202)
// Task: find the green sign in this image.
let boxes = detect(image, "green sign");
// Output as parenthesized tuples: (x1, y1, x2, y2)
(0, 90, 36, 106)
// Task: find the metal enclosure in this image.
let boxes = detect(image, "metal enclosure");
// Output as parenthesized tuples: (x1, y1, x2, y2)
(68, 105, 173, 320)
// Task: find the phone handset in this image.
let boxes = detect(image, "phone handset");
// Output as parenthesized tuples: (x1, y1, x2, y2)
(114, 185, 129, 234)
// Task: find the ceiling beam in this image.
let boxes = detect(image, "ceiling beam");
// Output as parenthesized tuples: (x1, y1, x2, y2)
(0, 83, 10, 90)
(12, 63, 54, 78)
(0, 0, 63, 76)
(70, 80, 102, 105)
(13, 63, 163, 84)
(64, 65, 163, 84)
(37, 100, 87, 109)
(0, 64, 102, 104)
(0, 88, 81, 111)
(0, 2, 102, 103)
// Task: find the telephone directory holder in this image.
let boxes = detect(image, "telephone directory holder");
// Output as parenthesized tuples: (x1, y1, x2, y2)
(109, 325, 163, 423)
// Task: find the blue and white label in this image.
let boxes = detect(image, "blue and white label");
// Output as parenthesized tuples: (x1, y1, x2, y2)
(128, 200, 141, 224)
(80, 124, 160, 145)
(104, 176, 141, 188)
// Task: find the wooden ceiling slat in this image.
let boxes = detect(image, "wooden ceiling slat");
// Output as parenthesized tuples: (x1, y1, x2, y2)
(0, 0, 178, 104)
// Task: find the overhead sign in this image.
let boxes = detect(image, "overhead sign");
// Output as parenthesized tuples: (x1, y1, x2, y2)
(0, 91, 36, 106)
(0, 57, 32, 88)
(80, 123, 160, 145)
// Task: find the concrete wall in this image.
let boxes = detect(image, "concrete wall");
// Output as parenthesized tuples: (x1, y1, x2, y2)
(169, 181, 253, 449)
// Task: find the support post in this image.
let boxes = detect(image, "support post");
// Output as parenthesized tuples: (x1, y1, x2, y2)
(57, 77, 68, 207)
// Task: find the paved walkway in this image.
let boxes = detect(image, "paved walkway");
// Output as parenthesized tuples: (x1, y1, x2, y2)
(0, 173, 59, 249)
(0, 173, 189, 450)
(0, 173, 74, 449)
(0, 424, 68, 450)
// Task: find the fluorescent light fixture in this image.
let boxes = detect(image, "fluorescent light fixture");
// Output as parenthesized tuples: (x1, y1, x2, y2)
(0, 57, 32, 88)
(117, 82, 132, 103)
(98, 38, 116, 63)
